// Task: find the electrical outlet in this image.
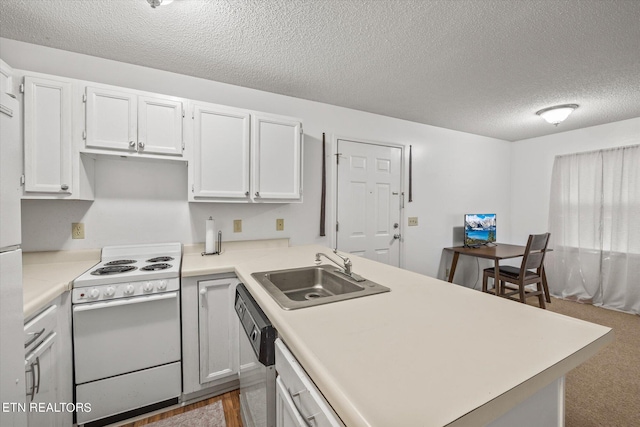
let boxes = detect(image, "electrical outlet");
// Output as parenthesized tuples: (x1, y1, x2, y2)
(72, 223, 85, 239)
(408, 217, 419, 226)
(233, 219, 242, 233)
(276, 218, 284, 231)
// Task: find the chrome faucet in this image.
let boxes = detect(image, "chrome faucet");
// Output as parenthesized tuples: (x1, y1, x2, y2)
(315, 250, 365, 281)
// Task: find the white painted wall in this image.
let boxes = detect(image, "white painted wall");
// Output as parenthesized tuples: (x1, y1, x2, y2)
(2, 38, 512, 282)
(509, 117, 640, 244)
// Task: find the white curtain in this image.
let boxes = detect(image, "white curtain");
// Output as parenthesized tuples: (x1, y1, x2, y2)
(547, 144, 640, 314)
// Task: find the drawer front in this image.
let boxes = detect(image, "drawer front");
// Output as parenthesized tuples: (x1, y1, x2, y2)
(76, 361, 181, 425)
(275, 339, 344, 427)
(24, 304, 58, 353)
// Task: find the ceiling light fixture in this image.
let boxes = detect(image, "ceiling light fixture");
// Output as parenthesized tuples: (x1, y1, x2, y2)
(147, 0, 173, 8)
(536, 104, 579, 126)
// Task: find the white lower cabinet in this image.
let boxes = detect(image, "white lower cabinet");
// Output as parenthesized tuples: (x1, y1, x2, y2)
(275, 339, 344, 427)
(182, 273, 240, 397)
(23, 293, 72, 427)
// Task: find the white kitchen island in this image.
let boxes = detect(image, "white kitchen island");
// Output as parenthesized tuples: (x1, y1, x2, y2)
(182, 244, 612, 427)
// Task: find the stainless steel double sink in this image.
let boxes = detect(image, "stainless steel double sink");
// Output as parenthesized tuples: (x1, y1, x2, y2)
(251, 264, 390, 310)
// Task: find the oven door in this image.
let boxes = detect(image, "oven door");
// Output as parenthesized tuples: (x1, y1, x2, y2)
(239, 325, 276, 427)
(73, 291, 180, 384)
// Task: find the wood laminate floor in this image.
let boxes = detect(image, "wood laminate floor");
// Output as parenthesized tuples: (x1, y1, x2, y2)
(120, 389, 242, 427)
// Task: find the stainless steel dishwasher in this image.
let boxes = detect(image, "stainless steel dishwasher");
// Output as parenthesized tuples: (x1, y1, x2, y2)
(235, 283, 277, 427)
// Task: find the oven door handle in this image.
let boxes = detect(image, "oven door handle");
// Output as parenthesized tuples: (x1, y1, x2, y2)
(73, 292, 178, 312)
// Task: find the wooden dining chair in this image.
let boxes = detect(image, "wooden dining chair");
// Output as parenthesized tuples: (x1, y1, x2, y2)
(482, 233, 550, 308)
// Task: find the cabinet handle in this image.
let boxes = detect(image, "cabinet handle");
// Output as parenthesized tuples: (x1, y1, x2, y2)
(24, 328, 45, 349)
(245, 191, 249, 197)
(129, 140, 136, 148)
(60, 184, 69, 191)
(34, 357, 41, 394)
(255, 192, 260, 197)
(287, 387, 317, 427)
(26, 363, 36, 402)
(138, 141, 145, 150)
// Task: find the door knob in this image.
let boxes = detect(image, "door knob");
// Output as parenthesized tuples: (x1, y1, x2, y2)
(393, 234, 401, 240)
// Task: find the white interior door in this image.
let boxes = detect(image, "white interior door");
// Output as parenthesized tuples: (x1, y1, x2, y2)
(337, 139, 402, 266)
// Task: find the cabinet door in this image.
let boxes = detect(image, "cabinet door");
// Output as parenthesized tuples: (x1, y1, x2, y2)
(138, 95, 183, 156)
(24, 76, 73, 194)
(85, 86, 137, 151)
(198, 277, 240, 385)
(252, 114, 302, 200)
(25, 333, 58, 427)
(192, 102, 250, 199)
(0, 59, 14, 97)
(276, 376, 307, 427)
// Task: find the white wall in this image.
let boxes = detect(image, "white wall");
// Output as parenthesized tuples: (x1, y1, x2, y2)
(509, 117, 640, 244)
(2, 37, 512, 282)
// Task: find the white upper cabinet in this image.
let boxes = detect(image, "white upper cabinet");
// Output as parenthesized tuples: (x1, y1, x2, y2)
(85, 86, 136, 152)
(85, 86, 184, 158)
(190, 107, 303, 203)
(191, 102, 251, 200)
(23, 75, 73, 194)
(138, 95, 184, 156)
(252, 113, 303, 201)
(0, 59, 15, 97)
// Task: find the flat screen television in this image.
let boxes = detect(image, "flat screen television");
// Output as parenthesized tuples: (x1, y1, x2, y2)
(464, 213, 496, 247)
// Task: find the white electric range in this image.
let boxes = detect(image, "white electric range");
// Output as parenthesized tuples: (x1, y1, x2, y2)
(72, 243, 183, 426)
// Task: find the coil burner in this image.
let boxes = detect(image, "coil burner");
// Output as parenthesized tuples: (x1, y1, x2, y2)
(90, 265, 137, 275)
(141, 263, 172, 271)
(104, 259, 137, 266)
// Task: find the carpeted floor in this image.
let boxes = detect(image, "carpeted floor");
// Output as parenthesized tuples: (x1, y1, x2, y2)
(544, 298, 640, 427)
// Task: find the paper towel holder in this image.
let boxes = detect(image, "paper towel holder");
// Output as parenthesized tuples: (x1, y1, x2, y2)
(202, 230, 222, 256)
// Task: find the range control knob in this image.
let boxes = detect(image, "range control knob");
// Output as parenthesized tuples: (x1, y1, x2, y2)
(104, 286, 116, 297)
(157, 280, 168, 290)
(143, 282, 154, 292)
(124, 284, 135, 295)
(89, 288, 100, 299)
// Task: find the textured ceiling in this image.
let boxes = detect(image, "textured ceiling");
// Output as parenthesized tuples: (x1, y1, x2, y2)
(1, 0, 639, 141)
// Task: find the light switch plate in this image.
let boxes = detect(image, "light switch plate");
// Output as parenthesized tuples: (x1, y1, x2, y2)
(233, 220, 242, 233)
(408, 217, 418, 226)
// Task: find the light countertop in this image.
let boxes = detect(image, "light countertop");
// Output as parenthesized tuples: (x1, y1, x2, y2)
(20, 239, 290, 319)
(22, 249, 100, 318)
(182, 244, 613, 427)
